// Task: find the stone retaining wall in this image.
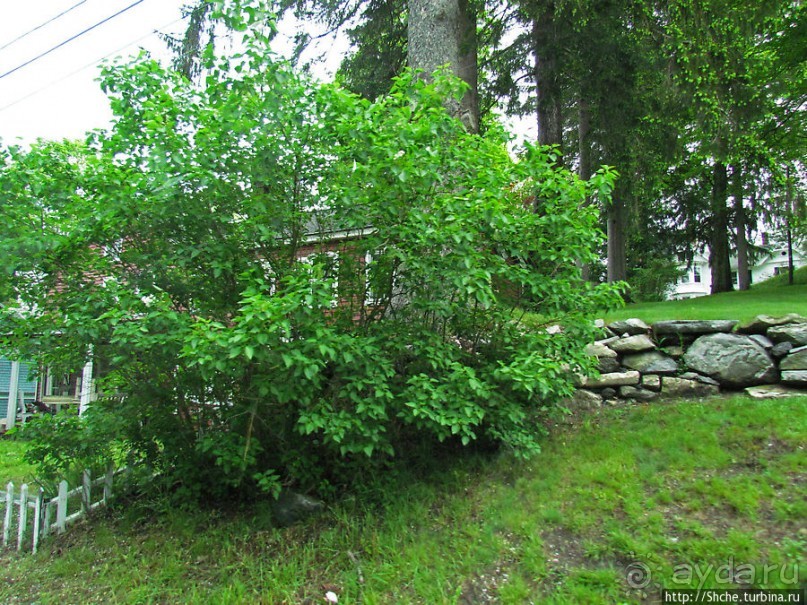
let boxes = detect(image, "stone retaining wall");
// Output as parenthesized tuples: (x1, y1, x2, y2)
(571, 314, 807, 408)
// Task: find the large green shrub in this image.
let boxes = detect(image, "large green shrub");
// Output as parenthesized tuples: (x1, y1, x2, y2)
(0, 1, 621, 498)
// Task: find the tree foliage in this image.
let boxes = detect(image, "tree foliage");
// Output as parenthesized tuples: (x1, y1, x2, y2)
(0, 2, 620, 499)
(229, 0, 806, 297)
(337, 0, 406, 101)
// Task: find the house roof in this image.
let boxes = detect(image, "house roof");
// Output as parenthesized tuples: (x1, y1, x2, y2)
(302, 211, 374, 244)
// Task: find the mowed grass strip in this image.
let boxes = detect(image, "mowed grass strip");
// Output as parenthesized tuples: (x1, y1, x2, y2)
(0, 395, 804, 604)
(0, 437, 35, 486)
(602, 266, 807, 325)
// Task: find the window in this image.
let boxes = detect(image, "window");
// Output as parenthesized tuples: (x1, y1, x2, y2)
(693, 266, 702, 283)
(731, 271, 738, 285)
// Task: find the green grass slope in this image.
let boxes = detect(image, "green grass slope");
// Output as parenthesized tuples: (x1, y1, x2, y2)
(1, 395, 804, 604)
(0, 437, 35, 486)
(753, 265, 807, 289)
(605, 266, 807, 324)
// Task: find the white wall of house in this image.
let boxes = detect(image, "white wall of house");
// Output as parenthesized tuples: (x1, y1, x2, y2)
(669, 245, 807, 299)
(672, 253, 711, 299)
(752, 247, 805, 283)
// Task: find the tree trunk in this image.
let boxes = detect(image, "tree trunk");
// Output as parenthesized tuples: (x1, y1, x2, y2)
(532, 5, 563, 153)
(579, 96, 593, 281)
(733, 165, 750, 291)
(607, 193, 627, 285)
(786, 167, 794, 285)
(710, 160, 733, 294)
(578, 96, 592, 183)
(408, 0, 479, 132)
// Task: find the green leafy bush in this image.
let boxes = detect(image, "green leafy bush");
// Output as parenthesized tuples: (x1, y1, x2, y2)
(12, 410, 119, 495)
(0, 1, 621, 499)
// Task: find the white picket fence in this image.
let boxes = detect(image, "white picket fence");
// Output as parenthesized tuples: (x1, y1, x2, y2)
(1, 464, 115, 554)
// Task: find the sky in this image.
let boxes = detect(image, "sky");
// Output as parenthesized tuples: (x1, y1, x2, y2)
(0, 1, 345, 145)
(0, 2, 533, 146)
(0, 0, 190, 143)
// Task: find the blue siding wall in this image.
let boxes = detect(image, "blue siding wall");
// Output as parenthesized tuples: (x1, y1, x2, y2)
(0, 357, 38, 418)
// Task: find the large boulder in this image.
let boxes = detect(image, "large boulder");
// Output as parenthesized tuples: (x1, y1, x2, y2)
(683, 333, 778, 388)
(767, 323, 807, 347)
(621, 351, 678, 375)
(607, 318, 650, 336)
(652, 320, 738, 336)
(609, 334, 656, 354)
(780, 345, 807, 371)
(736, 313, 807, 334)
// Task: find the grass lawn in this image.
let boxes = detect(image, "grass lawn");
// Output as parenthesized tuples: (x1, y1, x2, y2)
(1, 395, 804, 604)
(0, 437, 35, 486)
(604, 267, 807, 325)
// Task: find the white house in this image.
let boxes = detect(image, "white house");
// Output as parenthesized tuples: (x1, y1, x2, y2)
(670, 243, 806, 299)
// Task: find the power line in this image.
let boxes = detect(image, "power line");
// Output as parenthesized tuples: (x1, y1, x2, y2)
(0, 0, 90, 53)
(0, 0, 147, 82)
(0, 17, 185, 115)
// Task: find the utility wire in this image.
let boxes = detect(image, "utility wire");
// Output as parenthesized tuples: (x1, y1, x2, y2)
(0, 17, 185, 114)
(0, 0, 147, 82)
(0, 0, 90, 52)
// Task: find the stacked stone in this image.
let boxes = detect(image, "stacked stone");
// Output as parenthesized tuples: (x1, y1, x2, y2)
(736, 314, 807, 392)
(570, 314, 807, 409)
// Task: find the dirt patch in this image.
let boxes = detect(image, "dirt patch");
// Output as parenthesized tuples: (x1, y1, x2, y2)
(542, 527, 590, 571)
(458, 561, 509, 604)
(457, 531, 522, 604)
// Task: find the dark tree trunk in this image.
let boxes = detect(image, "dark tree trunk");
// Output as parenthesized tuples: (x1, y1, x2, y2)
(787, 222, 794, 285)
(710, 160, 733, 294)
(532, 5, 563, 153)
(786, 168, 794, 285)
(607, 193, 627, 285)
(578, 96, 592, 183)
(733, 165, 750, 291)
(408, 0, 479, 132)
(578, 96, 593, 281)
